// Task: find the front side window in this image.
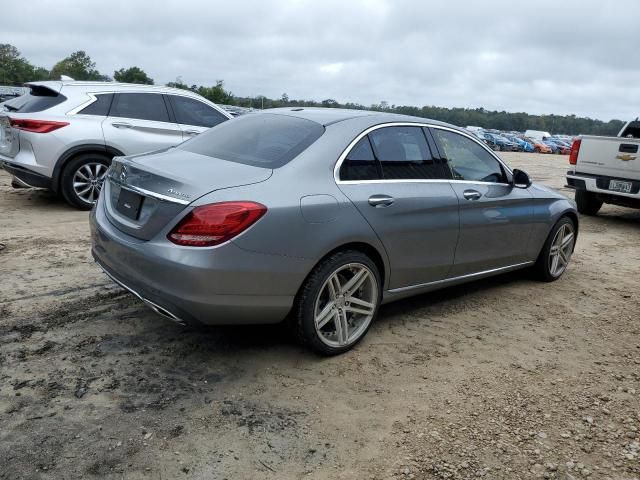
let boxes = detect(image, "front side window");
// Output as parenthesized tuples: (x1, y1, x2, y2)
(340, 137, 380, 181)
(169, 95, 228, 128)
(369, 126, 447, 180)
(178, 113, 324, 168)
(432, 129, 506, 183)
(110, 93, 170, 123)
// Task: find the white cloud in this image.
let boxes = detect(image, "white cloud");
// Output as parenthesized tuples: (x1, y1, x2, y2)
(5, 0, 639, 120)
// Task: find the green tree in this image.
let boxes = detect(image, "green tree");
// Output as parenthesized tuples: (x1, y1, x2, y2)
(0, 44, 48, 85)
(113, 66, 153, 84)
(50, 51, 108, 81)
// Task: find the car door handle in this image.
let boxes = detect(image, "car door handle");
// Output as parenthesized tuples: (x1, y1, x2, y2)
(111, 122, 133, 129)
(184, 130, 199, 135)
(368, 194, 394, 207)
(463, 189, 482, 201)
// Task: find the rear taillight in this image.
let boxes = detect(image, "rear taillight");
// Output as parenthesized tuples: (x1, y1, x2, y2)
(569, 139, 581, 165)
(9, 118, 69, 133)
(168, 201, 267, 247)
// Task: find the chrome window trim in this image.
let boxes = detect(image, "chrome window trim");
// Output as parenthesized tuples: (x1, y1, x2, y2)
(108, 176, 190, 205)
(333, 122, 513, 186)
(387, 261, 535, 294)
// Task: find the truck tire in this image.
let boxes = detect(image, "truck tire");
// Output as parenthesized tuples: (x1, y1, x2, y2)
(575, 190, 602, 216)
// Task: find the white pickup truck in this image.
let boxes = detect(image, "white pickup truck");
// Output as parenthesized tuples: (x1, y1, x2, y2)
(566, 119, 640, 215)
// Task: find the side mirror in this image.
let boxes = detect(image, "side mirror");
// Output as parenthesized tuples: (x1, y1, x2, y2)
(512, 169, 532, 188)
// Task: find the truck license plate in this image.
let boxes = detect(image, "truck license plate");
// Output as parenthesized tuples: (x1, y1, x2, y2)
(609, 179, 632, 193)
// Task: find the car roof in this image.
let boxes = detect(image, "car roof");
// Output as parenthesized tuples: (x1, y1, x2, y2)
(262, 107, 460, 130)
(24, 80, 202, 96)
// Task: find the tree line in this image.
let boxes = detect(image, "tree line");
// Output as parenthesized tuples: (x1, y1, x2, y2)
(0, 44, 625, 135)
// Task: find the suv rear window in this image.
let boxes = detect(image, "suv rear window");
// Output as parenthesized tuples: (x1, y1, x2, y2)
(14, 86, 67, 113)
(179, 113, 324, 168)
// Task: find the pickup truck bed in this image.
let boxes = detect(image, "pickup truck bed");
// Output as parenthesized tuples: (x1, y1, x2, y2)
(566, 134, 640, 214)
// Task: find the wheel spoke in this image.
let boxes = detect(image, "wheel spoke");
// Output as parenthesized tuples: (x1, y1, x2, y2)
(346, 295, 375, 312)
(550, 254, 559, 274)
(76, 185, 91, 195)
(342, 268, 369, 296)
(345, 305, 374, 316)
(315, 301, 336, 329)
(558, 250, 568, 266)
(75, 171, 89, 181)
(561, 232, 574, 249)
(95, 164, 103, 177)
(327, 274, 341, 300)
(83, 165, 93, 178)
(335, 310, 349, 345)
(73, 181, 89, 188)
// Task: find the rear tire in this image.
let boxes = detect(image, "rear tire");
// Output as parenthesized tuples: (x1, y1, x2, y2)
(60, 153, 111, 210)
(534, 216, 576, 282)
(575, 190, 602, 216)
(293, 250, 381, 356)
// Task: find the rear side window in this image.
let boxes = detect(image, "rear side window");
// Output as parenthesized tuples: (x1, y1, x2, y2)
(110, 93, 170, 123)
(432, 129, 506, 183)
(15, 86, 67, 113)
(340, 137, 380, 181)
(78, 93, 113, 116)
(179, 113, 324, 168)
(369, 126, 448, 180)
(168, 95, 228, 128)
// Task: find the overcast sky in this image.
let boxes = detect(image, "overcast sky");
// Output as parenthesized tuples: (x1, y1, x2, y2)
(6, 0, 639, 121)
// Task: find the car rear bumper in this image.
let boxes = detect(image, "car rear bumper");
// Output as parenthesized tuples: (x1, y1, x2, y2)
(90, 196, 310, 325)
(2, 161, 52, 189)
(566, 172, 640, 198)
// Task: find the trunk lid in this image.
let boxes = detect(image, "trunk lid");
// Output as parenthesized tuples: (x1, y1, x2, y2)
(104, 148, 273, 240)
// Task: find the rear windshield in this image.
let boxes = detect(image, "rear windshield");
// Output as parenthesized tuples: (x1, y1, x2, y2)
(14, 86, 67, 113)
(178, 113, 324, 168)
(620, 121, 640, 138)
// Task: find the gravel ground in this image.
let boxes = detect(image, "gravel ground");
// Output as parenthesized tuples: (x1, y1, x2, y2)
(0, 152, 639, 480)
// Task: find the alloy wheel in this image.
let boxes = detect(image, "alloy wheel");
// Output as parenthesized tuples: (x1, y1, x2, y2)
(313, 263, 378, 348)
(548, 223, 575, 277)
(72, 162, 107, 204)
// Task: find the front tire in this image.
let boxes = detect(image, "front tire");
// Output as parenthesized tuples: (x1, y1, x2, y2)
(534, 216, 576, 282)
(294, 250, 381, 356)
(575, 190, 602, 216)
(60, 153, 111, 210)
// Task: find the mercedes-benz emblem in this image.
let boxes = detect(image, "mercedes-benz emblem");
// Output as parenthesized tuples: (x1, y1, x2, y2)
(119, 165, 127, 182)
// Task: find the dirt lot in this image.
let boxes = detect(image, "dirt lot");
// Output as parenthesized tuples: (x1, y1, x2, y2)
(1, 152, 639, 480)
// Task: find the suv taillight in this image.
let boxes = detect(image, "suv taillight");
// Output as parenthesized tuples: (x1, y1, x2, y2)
(9, 118, 69, 133)
(569, 139, 581, 165)
(168, 201, 267, 247)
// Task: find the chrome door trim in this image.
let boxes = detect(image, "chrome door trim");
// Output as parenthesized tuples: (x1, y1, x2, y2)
(387, 261, 534, 294)
(108, 177, 190, 205)
(333, 122, 514, 185)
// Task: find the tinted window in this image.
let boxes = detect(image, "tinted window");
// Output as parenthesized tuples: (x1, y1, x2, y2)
(432, 129, 506, 183)
(179, 113, 324, 168)
(78, 93, 113, 116)
(369, 126, 447, 180)
(110, 93, 170, 122)
(169, 95, 228, 128)
(15, 86, 67, 113)
(340, 137, 380, 181)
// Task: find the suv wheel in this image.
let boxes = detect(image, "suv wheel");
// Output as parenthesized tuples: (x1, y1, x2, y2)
(294, 250, 381, 356)
(575, 190, 602, 216)
(61, 153, 111, 210)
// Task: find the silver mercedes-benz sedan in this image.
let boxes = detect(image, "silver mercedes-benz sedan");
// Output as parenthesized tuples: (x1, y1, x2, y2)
(90, 108, 578, 355)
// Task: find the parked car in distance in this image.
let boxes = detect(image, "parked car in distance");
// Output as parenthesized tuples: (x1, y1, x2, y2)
(91, 108, 579, 355)
(483, 132, 520, 151)
(0, 81, 232, 209)
(566, 118, 640, 214)
(503, 134, 534, 152)
(525, 137, 553, 154)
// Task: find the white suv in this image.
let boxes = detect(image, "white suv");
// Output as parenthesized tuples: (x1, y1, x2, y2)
(0, 81, 232, 209)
